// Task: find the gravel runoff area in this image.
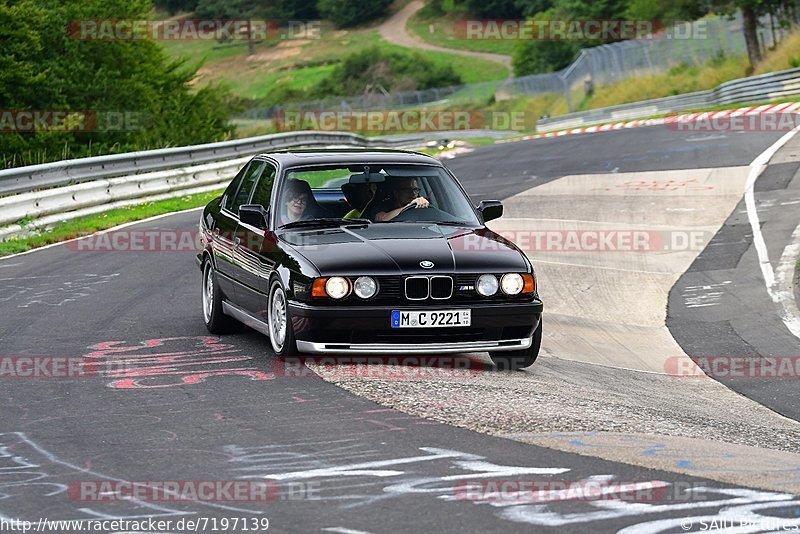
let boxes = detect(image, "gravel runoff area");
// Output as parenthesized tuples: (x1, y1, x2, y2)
(306, 353, 800, 454)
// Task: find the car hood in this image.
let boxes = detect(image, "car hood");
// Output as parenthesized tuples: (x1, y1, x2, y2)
(279, 223, 529, 276)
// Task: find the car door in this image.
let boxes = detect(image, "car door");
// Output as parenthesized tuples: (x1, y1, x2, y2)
(216, 159, 266, 302)
(232, 161, 278, 316)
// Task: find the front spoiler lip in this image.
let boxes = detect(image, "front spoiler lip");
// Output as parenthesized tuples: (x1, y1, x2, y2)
(296, 337, 532, 354)
(288, 300, 544, 316)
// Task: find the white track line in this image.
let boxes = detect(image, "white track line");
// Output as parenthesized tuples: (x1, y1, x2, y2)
(744, 127, 800, 340)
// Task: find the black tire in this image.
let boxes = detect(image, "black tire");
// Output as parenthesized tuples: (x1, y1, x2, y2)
(490, 318, 542, 371)
(267, 278, 298, 357)
(202, 259, 242, 334)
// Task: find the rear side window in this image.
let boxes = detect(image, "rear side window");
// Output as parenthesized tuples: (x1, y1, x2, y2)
(250, 163, 277, 208)
(228, 161, 265, 214)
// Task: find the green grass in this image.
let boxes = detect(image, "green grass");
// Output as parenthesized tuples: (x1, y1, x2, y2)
(0, 190, 223, 257)
(287, 168, 353, 188)
(579, 55, 749, 111)
(162, 27, 508, 101)
(407, 10, 516, 56)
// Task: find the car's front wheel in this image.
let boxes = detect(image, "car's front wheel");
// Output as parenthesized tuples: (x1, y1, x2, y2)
(202, 259, 242, 334)
(267, 279, 298, 356)
(490, 318, 542, 371)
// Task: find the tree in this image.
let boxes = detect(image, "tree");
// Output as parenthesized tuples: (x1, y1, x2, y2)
(1, 0, 234, 167)
(0, 0, 46, 109)
(153, 0, 198, 14)
(624, 0, 709, 20)
(194, 0, 317, 21)
(316, 0, 391, 28)
(709, 0, 766, 68)
(463, 0, 524, 18)
(511, 8, 580, 75)
(551, 0, 629, 19)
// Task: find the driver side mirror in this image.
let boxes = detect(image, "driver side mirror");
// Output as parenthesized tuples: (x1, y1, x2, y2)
(239, 204, 269, 229)
(477, 200, 503, 223)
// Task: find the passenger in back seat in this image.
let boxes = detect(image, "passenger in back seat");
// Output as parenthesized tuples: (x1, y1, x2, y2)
(278, 179, 333, 226)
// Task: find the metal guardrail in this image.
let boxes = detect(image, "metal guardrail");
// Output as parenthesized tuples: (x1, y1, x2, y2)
(0, 128, 517, 240)
(0, 129, 514, 198)
(536, 67, 800, 132)
(0, 131, 422, 198)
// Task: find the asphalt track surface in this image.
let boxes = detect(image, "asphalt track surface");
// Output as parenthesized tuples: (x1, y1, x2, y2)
(2, 126, 799, 533)
(667, 139, 800, 419)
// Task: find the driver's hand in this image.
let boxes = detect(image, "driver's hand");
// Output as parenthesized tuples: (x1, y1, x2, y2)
(411, 197, 429, 209)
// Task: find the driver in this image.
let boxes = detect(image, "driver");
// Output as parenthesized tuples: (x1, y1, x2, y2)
(375, 177, 429, 222)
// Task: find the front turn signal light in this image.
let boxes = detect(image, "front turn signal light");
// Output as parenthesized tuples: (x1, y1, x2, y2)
(312, 278, 328, 297)
(522, 273, 536, 294)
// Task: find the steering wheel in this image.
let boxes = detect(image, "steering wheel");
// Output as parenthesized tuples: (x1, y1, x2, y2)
(397, 201, 419, 216)
(393, 204, 453, 222)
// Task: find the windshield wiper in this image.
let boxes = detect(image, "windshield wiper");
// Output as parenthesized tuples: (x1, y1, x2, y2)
(413, 220, 473, 226)
(343, 218, 372, 226)
(279, 218, 371, 229)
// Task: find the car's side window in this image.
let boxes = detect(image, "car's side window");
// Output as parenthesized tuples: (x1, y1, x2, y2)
(230, 161, 266, 215)
(250, 163, 277, 209)
(222, 163, 250, 212)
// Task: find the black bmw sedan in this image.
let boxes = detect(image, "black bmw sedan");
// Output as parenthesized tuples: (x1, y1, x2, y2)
(197, 148, 543, 370)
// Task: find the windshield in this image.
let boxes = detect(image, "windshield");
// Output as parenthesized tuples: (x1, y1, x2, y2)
(277, 164, 481, 227)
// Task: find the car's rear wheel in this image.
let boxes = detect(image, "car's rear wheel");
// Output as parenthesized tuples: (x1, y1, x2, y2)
(202, 260, 241, 334)
(490, 318, 542, 371)
(268, 279, 298, 356)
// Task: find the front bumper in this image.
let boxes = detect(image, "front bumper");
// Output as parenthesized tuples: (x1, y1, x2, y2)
(296, 337, 532, 354)
(288, 300, 542, 354)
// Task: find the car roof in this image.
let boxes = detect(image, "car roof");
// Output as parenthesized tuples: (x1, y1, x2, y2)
(255, 148, 440, 167)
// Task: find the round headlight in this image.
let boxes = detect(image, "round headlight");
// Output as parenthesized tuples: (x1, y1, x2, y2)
(325, 276, 350, 299)
(476, 274, 499, 296)
(353, 276, 377, 299)
(501, 273, 524, 295)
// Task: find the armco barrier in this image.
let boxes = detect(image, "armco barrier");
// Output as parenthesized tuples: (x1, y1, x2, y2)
(536, 67, 800, 132)
(0, 129, 513, 240)
(0, 131, 384, 197)
(0, 156, 249, 228)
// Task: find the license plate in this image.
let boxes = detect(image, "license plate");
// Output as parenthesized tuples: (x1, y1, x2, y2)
(391, 310, 471, 328)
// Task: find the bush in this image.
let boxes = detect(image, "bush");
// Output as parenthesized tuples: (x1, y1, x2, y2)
(316, 0, 391, 28)
(309, 46, 462, 97)
(512, 40, 579, 75)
